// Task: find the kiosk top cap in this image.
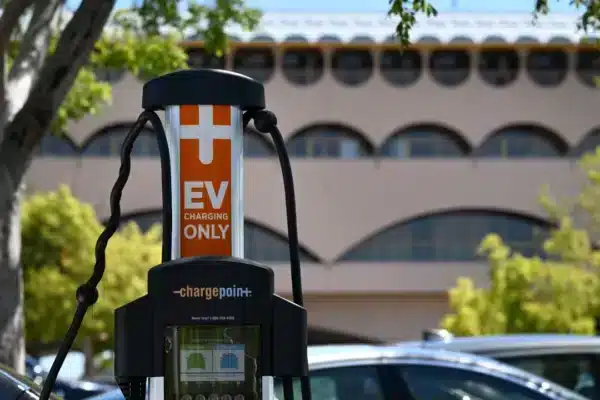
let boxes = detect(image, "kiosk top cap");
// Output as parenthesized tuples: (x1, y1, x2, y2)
(142, 69, 266, 110)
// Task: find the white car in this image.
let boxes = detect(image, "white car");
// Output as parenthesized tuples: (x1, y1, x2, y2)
(272, 344, 588, 400)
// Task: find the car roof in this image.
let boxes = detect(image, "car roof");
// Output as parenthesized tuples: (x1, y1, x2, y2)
(398, 334, 600, 355)
(307, 344, 586, 399)
(308, 343, 537, 372)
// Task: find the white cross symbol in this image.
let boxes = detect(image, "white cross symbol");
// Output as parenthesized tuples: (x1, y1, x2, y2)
(180, 106, 232, 164)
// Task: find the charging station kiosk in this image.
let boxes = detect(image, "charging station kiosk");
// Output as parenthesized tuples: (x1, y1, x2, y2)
(115, 70, 308, 400)
(38, 69, 311, 400)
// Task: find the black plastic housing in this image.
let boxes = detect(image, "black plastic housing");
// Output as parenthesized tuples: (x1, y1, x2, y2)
(115, 257, 308, 396)
(142, 69, 266, 111)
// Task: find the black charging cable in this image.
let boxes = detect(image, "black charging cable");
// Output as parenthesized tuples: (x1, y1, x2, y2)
(244, 110, 312, 400)
(39, 110, 169, 400)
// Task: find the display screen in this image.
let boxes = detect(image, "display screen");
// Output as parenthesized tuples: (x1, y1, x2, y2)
(165, 325, 261, 400)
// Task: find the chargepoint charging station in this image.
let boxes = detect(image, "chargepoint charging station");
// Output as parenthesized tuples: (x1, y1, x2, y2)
(39, 69, 312, 400)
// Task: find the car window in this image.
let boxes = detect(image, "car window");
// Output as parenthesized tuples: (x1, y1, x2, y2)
(274, 366, 385, 400)
(497, 354, 600, 399)
(396, 364, 549, 400)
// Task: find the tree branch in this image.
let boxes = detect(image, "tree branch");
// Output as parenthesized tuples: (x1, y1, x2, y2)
(0, 0, 35, 142)
(0, 0, 36, 53)
(2, 0, 63, 135)
(3, 0, 116, 155)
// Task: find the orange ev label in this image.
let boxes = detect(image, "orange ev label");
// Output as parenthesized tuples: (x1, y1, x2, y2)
(179, 104, 232, 257)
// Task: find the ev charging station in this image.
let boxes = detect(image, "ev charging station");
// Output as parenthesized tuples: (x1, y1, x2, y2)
(39, 69, 311, 400)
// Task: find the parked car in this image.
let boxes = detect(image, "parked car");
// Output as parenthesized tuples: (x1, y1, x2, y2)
(398, 332, 600, 398)
(24, 355, 116, 399)
(0, 362, 59, 400)
(275, 344, 588, 400)
(50, 379, 116, 400)
(88, 344, 588, 400)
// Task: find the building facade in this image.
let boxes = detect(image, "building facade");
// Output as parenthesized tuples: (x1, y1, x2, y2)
(26, 12, 600, 342)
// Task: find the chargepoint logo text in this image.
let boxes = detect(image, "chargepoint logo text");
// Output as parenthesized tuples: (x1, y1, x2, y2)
(173, 285, 253, 300)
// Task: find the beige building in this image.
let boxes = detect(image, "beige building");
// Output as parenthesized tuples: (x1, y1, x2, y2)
(26, 12, 600, 343)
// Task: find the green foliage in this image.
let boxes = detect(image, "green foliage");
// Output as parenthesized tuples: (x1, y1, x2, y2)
(387, 0, 438, 46)
(49, 0, 260, 133)
(21, 186, 161, 354)
(52, 67, 112, 134)
(441, 151, 600, 336)
(115, 0, 261, 56)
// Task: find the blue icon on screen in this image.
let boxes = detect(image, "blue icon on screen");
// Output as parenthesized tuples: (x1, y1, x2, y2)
(220, 353, 239, 369)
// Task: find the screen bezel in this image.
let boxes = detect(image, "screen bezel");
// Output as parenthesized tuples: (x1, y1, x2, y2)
(164, 324, 262, 400)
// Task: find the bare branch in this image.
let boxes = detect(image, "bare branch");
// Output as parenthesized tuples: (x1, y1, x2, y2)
(0, 0, 36, 54)
(0, 0, 36, 142)
(3, 0, 116, 154)
(2, 1, 63, 134)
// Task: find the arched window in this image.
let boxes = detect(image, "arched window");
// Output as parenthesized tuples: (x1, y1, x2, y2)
(331, 47, 374, 86)
(287, 125, 372, 159)
(282, 47, 324, 86)
(572, 128, 600, 157)
(232, 46, 275, 83)
(245, 221, 318, 262)
(186, 47, 226, 69)
(83, 126, 159, 157)
(429, 49, 471, 87)
(244, 128, 274, 157)
(35, 134, 78, 157)
(476, 125, 567, 158)
(380, 125, 469, 158)
(116, 212, 319, 262)
(339, 210, 548, 262)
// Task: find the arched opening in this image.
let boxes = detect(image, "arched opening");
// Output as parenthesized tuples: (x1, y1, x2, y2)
(338, 209, 550, 262)
(380, 123, 470, 158)
(244, 219, 320, 262)
(244, 127, 275, 157)
(114, 211, 320, 263)
(571, 128, 600, 157)
(476, 124, 568, 158)
(35, 133, 79, 157)
(82, 123, 159, 157)
(287, 124, 373, 159)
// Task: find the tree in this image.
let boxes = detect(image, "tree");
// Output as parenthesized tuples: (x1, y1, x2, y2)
(21, 185, 161, 376)
(441, 150, 600, 336)
(0, 0, 261, 371)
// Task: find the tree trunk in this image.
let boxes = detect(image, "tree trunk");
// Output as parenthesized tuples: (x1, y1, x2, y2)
(0, 0, 115, 372)
(0, 138, 29, 373)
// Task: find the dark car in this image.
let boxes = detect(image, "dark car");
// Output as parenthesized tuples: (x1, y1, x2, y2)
(50, 379, 115, 400)
(398, 332, 600, 398)
(0, 363, 59, 400)
(24, 355, 115, 399)
(88, 344, 587, 400)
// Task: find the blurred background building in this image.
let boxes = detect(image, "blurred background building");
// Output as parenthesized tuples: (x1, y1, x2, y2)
(26, 11, 599, 343)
